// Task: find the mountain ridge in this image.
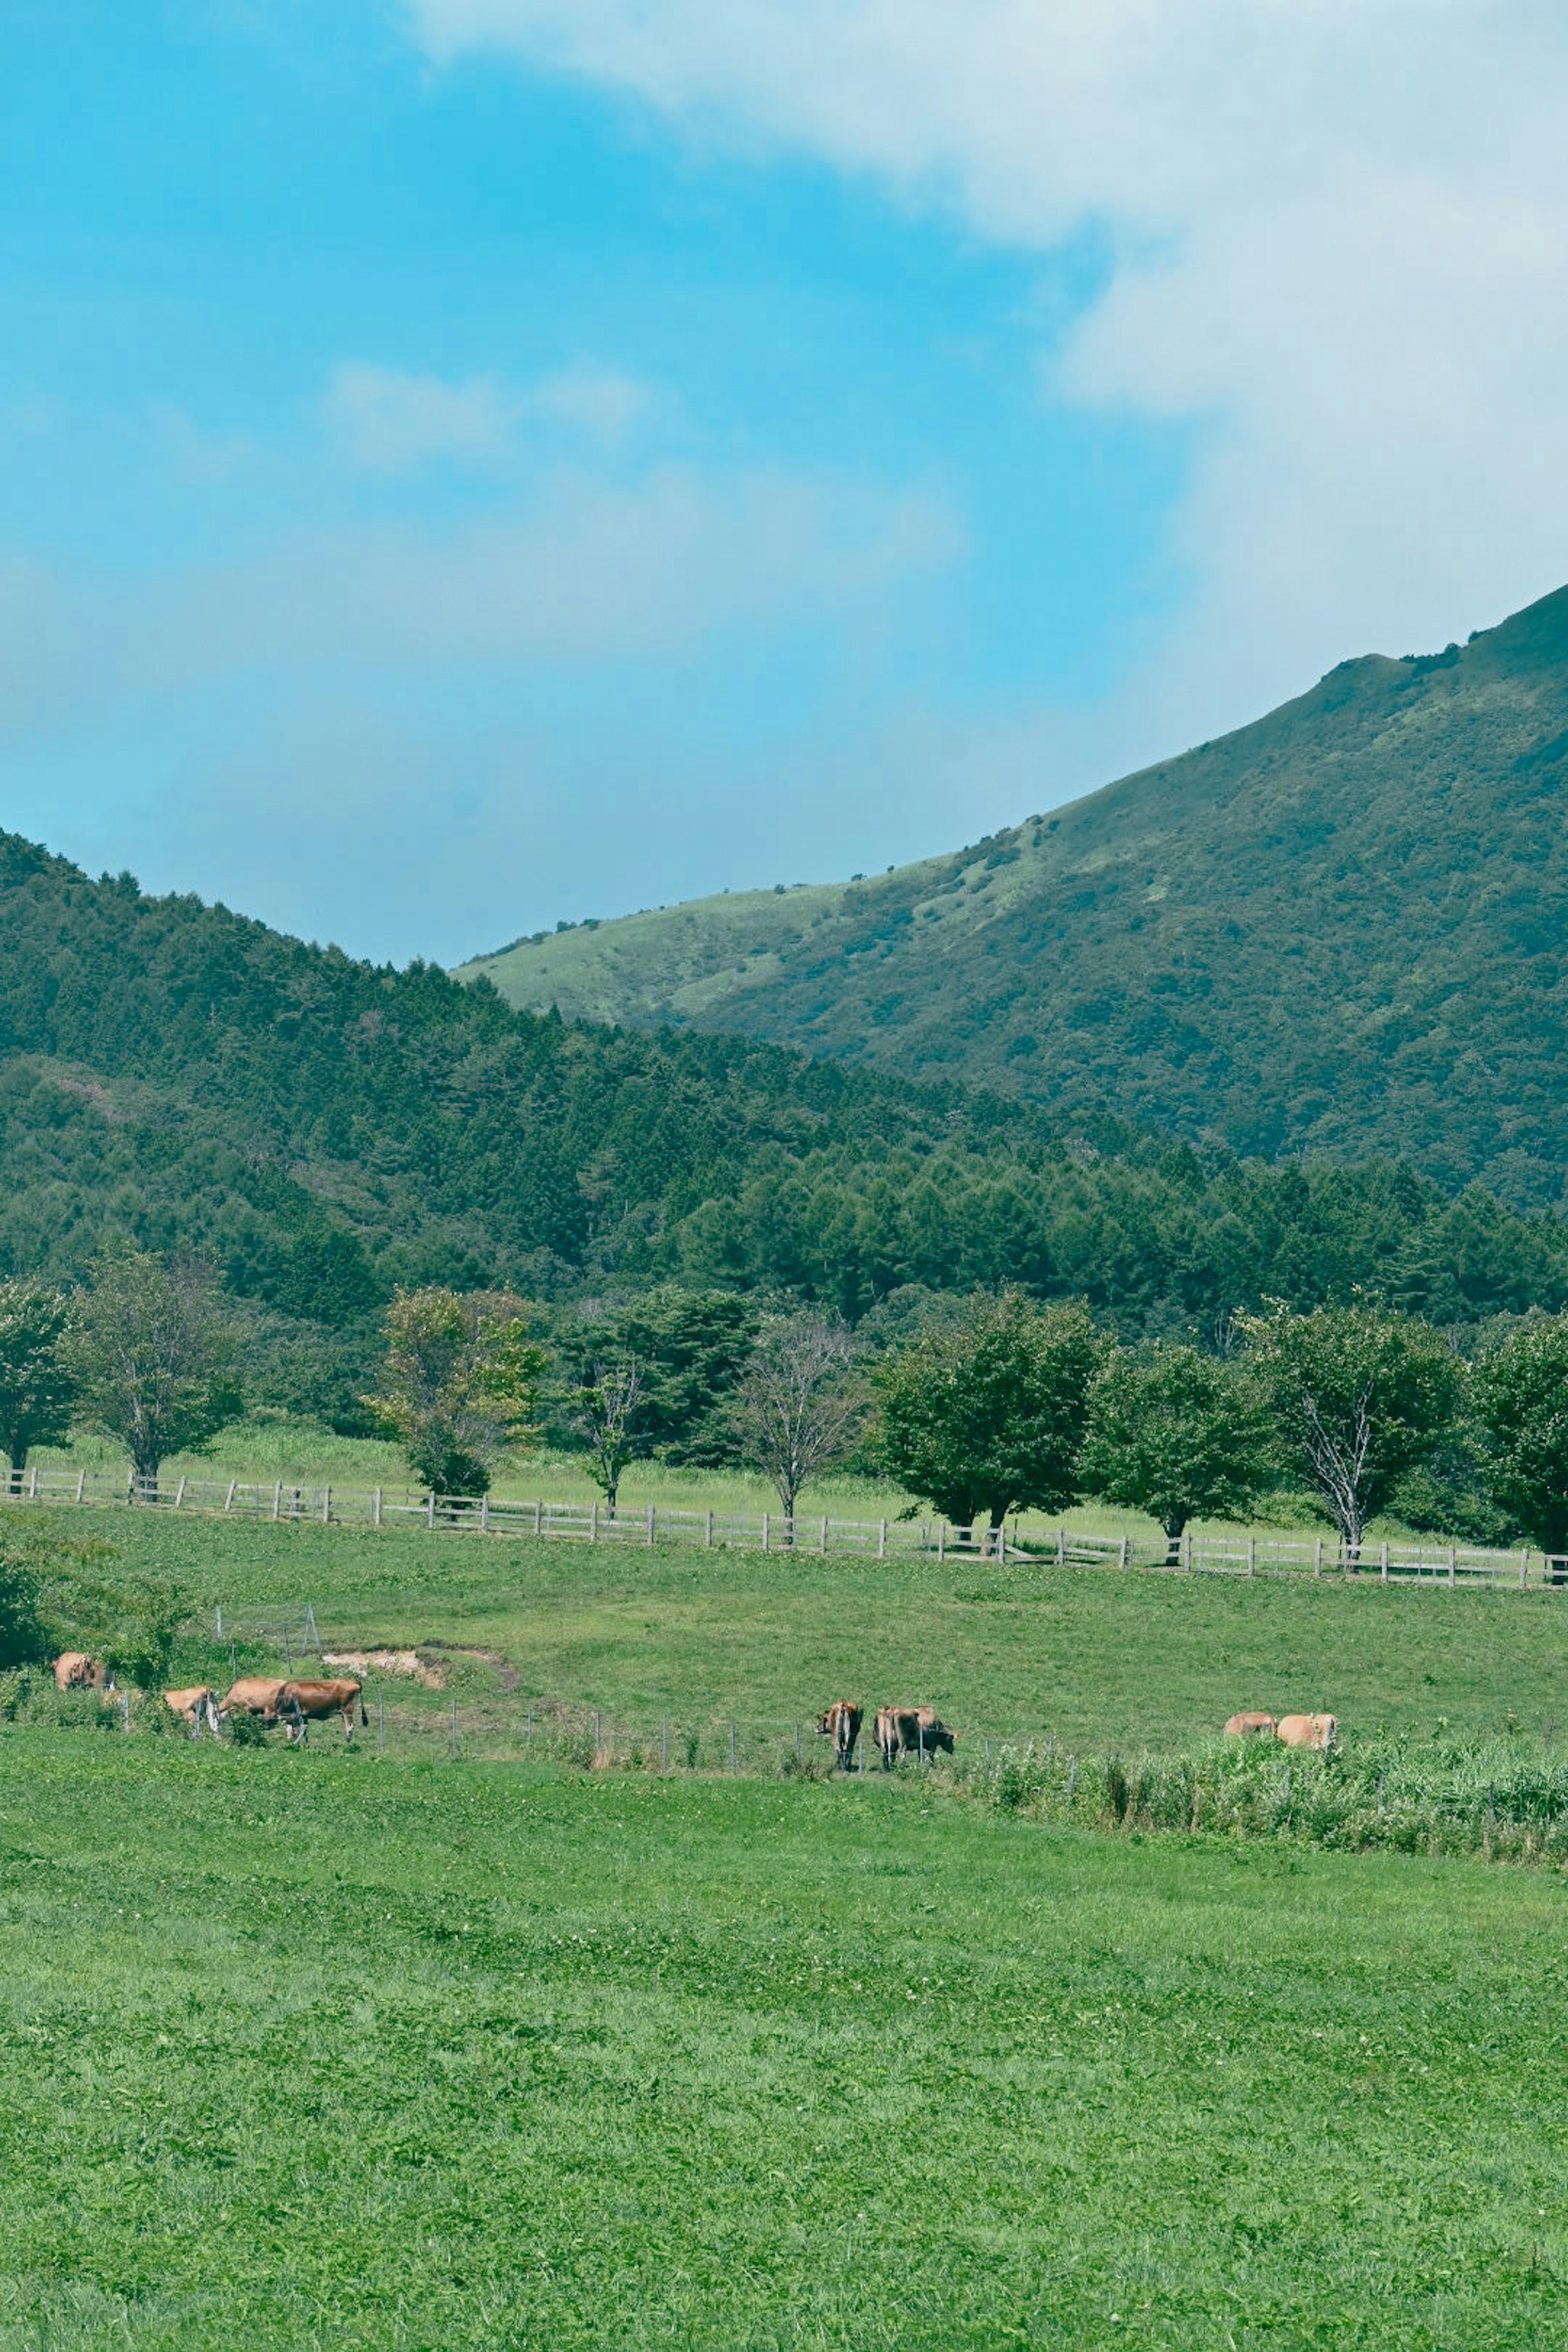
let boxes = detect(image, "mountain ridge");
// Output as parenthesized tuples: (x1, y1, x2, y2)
(461, 582, 1568, 1203)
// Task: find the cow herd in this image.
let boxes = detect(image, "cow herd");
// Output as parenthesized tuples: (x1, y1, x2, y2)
(815, 1699, 957, 1771)
(51, 1654, 366, 1746)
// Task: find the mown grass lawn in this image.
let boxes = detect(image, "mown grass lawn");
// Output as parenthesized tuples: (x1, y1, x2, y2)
(0, 1738, 1565, 2348)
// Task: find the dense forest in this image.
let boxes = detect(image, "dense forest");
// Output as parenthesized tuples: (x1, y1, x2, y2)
(467, 580, 1568, 1204)
(4, 829, 1568, 1429)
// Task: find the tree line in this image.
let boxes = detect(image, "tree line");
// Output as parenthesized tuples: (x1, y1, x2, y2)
(9, 1255, 1568, 1560)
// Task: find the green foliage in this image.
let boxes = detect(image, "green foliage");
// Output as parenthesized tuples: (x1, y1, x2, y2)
(875, 1290, 1099, 1527)
(1081, 1343, 1274, 1551)
(468, 581, 1568, 1204)
(0, 1545, 43, 1667)
(616, 1287, 760, 1465)
(367, 1287, 548, 1495)
(67, 1248, 241, 1486)
(1242, 1301, 1462, 1551)
(1471, 1312, 1568, 1554)
(0, 1276, 76, 1488)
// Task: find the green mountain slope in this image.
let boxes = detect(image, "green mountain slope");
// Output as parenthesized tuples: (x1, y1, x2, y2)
(462, 584, 1568, 1203)
(6, 830, 1568, 1437)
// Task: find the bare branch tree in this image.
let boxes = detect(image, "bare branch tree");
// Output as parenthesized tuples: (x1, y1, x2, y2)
(572, 1355, 647, 1511)
(1298, 1386, 1374, 1552)
(737, 1314, 862, 1528)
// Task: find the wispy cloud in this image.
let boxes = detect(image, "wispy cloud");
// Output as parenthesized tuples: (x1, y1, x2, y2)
(323, 358, 654, 474)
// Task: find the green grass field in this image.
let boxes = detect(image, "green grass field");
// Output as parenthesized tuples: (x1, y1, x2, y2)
(2, 1739, 1566, 2348)
(7, 1509, 1568, 2345)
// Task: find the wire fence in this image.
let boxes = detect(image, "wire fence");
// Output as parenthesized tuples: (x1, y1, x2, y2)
(0, 1467, 1552, 1587)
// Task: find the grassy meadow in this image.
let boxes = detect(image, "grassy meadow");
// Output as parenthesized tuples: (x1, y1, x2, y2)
(6, 1507, 1568, 2343)
(2, 1738, 1567, 2348)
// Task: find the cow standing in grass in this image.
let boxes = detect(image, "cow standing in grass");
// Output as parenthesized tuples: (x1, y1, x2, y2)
(816, 1700, 862, 1771)
(164, 1686, 220, 1737)
(219, 1677, 287, 1724)
(1223, 1712, 1276, 1738)
(875, 1705, 956, 1769)
(277, 1678, 367, 1744)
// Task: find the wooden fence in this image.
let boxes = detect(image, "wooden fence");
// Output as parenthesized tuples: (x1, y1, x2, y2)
(0, 1465, 1548, 1586)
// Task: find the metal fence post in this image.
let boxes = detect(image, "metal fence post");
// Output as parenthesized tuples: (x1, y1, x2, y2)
(879, 1519, 888, 1559)
(373, 1486, 382, 1530)
(427, 1492, 436, 1531)
(648, 1501, 656, 1548)
(705, 1510, 714, 1549)
(122, 1692, 130, 1734)
(762, 1512, 769, 1553)
(1448, 1546, 1456, 1589)
(1522, 1549, 1530, 1589)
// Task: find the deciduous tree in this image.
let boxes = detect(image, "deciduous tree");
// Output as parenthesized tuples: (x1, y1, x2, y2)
(570, 1353, 647, 1511)
(875, 1291, 1099, 1532)
(0, 1278, 76, 1494)
(1471, 1314, 1568, 1555)
(1240, 1300, 1460, 1555)
(1080, 1342, 1274, 1562)
(366, 1287, 546, 1497)
(69, 1251, 241, 1500)
(737, 1313, 862, 1523)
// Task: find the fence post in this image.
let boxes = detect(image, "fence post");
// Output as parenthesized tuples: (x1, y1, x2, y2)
(730, 1721, 737, 1775)
(379, 1696, 385, 1755)
(1057, 1526, 1066, 1569)
(705, 1510, 714, 1549)
(1522, 1548, 1530, 1589)
(427, 1492, 436, 1531)
(879, 1519, 887, 1560)
(1314, 1536, 1322, 1578)
(230, 1640, 236, 1682)
(534, 1498, 542, 1536)
(820, 1515, 829, 1556)
(1380, 1541, 1388, 1583)
(224, 1479, 236, 1512)
(174, 1475, 186, 1509)
(29, 1465, 38, 1501)
(590, 1501, 598, 1543)
(594, 1710, 601, 1754)
(1183, 1530, 1192, 1573)
(762, 1512, 769, 1554)
(216, 1604, 222, 1639)
(938, 1522, 945, 1561)
(321, 1485, 330, 1526)
(480, 1496, 489, 1533)
(1448, 1546, 1456, 1589)
(918, 1722, 925, 1769)
(75, 1469, 85, 1504)
(121, 1691, 130, 1735)
(1246, 1534, 1255, 1577)
(451, 1697, 458, 1760)
(1119, 1534, 1128, 1568)
(373, 1487, 382, 1530)
(273, 1481, 281, 1522)
(648, 1501, 656, 1548)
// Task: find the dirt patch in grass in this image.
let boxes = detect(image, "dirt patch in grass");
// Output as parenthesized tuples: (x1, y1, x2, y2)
(321, 1649, 446, 1688)
(420, 1643, 519, 1692)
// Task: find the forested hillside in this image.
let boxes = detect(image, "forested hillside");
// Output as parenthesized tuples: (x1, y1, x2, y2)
(4, 829, 1568, 1427)
(464, 582, 1568, 1205)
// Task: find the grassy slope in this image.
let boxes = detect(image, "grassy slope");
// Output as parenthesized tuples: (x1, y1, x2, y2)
(463, 584, 1568, 1200)
(2, 1740, 1566, 2348)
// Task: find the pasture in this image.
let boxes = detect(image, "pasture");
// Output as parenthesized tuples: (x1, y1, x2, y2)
(7, 1508, 1568, 2344)
(1, 1739, 1566, 2347)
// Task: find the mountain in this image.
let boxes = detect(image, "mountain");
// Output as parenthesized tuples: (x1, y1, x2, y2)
(4, 829, 1568, 1436)
(461, 583, 1568, 1204)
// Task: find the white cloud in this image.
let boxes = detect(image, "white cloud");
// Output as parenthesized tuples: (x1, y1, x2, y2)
(323, 358, 653, 474)
(323, 361, 517, 471)
(403, 0, 1568, 739)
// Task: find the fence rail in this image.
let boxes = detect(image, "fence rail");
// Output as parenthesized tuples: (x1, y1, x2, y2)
(0, 1466, 1547, 1586)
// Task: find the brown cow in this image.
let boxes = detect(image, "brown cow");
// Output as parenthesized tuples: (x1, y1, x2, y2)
(1223, 1712, 1277, 1738)
(277, 1677, 367, 1744)
(875, 1704, 957, 1770)
(53, 1652, 113, 1694)
(1276, 1712, 1336, 1752)
(816, 1700, 863, 1771)
(218, 1676, 288, 1721)
(164, 1686, 220, 1737)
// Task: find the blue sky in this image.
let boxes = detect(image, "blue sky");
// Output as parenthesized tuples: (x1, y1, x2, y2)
(4, 2, 1568, 962)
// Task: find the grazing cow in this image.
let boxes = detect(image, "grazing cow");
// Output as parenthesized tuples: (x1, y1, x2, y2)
(874, 1704, 957, 1770)
(164, 1686, 219, 1737)
(53, 1652, 112, 1694)
(816, 1700, 863, 1771)
(1276, 1712, 1336, 1752)
(218, 1676, 288, 1720)
(1223, 1711, 1277, 1738)
(276, 1677, 367, 1744)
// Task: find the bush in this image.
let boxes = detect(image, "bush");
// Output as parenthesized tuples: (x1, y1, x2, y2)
(0, 1548, 43, 1668)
